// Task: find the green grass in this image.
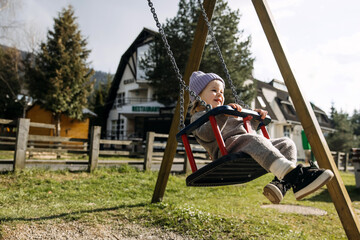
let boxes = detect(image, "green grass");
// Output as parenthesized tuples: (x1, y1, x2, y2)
(0, 166, 358, 239)
(0, 150, 13, 159)
(0, 150, 143, 161)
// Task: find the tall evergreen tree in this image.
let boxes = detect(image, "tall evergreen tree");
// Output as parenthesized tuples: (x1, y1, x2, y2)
(88, 73, 112, 130)
(351, 109, 360, 147)
(0, 47, 28, 119)
(326, 105, 354, 151)
(25, 5, 94, 136)
(142, 0, 254, 106)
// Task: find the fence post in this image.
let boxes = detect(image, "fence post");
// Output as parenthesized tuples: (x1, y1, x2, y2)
(13, 118, 30, 171)
(144, 131, 155, 171)
(335, 152, 341, 169)
(345, 153, 349, 172)
(183, 153, 191, 174)
(88, 126, 101, 173)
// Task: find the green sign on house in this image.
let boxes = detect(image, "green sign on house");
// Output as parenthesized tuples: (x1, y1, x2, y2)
(132, 106, 160, 112)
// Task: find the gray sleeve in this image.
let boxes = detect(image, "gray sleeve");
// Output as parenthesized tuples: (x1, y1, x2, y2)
(191, 111, 228, 142)
(251, 119, 261, 131)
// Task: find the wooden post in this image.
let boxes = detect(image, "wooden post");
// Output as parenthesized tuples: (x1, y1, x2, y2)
(345, 153, 349, 172)
(144, 131, 155, 171)
(88, 126, 101, 172)
(336, 152, 341, 169)
(13, 118, 30, 171)
(151, 0, 217, 203)
(183, 152, 192, 174)
(252, 0, 360, 238)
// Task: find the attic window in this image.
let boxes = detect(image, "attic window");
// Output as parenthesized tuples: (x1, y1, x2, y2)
(316, 113, 329, 123)
(136, 44, 150, 80)
(257, 96, 266, 108)
(280, 100, 296, 116)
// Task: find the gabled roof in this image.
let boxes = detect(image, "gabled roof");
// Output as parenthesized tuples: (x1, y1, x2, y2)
(254, 79, 333, 129)
(254, 86, 278, 121)
(104, 28, 157, 121)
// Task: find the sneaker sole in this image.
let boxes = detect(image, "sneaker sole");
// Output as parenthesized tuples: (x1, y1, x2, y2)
(263, 183, 283, 204)
(294, 170, 334, 200)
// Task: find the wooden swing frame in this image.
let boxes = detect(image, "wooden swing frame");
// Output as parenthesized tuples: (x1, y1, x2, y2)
(149, 0, 360, 238)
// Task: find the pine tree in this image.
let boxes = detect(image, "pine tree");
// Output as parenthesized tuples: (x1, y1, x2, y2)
(142, 0, 254, 106)
(88, 73, 112, 130)
(326, 105, 354, 151)
(351, 109, 360, 147)
(0, 47, 27, 119)
(25, 5, 94, 136)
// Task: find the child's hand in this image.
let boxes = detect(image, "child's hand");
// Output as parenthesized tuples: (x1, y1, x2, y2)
(228, 103, 242, 112)
(254, 108, 268, 120)
(225, 103, 242, 118)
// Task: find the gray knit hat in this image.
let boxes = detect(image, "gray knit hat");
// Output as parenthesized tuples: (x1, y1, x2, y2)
(189, 71, 225, 101)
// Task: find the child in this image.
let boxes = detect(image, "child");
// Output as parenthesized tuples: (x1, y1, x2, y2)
(189, 71, 334, 204)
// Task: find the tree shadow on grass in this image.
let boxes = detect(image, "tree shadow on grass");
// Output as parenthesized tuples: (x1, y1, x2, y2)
(307, 184, 360, 202)
(0, 202, 147, 223)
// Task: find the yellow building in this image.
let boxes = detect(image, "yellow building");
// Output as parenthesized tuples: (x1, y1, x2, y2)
(26, 104, 95, 139)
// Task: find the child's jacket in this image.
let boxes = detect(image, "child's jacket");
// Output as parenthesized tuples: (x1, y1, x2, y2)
(191, 110, 260, 159)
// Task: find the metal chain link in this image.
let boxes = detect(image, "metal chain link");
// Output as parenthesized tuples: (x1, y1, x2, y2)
(147, 0, 210, 130)
(197, 0, 249, 108)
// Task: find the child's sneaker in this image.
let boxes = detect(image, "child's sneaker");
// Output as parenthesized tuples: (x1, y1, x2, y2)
(263, 177, 291, 204)
(283, 164, 334, 200)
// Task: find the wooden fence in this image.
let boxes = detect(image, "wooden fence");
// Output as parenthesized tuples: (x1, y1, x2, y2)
(143, 132, 211, 173)
(0, 119, 145, 172)
(331, 151, 350, 172)
(0, 118, 210, 173)
(0, 118, 356, 174)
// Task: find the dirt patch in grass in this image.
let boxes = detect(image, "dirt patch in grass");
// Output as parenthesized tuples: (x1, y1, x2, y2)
(261, 204, 328, 216)
(1, 219, 192, 240)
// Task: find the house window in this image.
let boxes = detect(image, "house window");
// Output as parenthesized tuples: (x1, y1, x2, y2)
(316, 113, 328, 124)
(283, 126, 290, 138)
(117, 92, 125, 107)
(111, 120, 117, 138)
(112, 119, 125, 139)
(119, 118, 125, 138)
(257, 96, 266, 108)
(137, 44, 150, 80)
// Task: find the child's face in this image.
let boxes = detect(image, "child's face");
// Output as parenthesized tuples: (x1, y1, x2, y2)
(199, 80, 225, 108)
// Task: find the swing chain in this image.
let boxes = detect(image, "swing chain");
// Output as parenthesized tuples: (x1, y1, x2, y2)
(197, 0, 249, 108)
(147, 0, 210, 130)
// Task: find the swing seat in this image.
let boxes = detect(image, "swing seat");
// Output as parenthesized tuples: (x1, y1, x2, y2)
(186, 152, 267, 186)
(176, 105, 271, 187)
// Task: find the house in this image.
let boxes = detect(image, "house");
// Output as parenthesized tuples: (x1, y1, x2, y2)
(251, 79, 333, 160)
(104, 28, 334, 161)
(26, 104, 96, 139)
(104, 28, 169, 140)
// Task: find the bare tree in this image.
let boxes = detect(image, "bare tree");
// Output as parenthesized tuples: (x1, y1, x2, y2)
(0, 0, 23, 43)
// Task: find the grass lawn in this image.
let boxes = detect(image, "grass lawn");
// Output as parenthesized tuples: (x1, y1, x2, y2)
(0, 166, 358, 239)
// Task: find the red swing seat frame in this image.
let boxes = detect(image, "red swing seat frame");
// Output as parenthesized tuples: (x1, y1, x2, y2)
(176, 105, 271, 186)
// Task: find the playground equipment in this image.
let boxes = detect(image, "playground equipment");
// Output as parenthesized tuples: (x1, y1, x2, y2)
(148, 0, 274, 187)
(148, 0, 360, 239)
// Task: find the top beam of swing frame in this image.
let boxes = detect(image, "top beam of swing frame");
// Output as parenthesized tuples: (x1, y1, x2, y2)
(151, 0, 217, 203)
(251, 0, 360, 239)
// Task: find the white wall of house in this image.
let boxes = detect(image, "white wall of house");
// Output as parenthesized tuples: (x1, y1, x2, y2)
(107, 47, 165, 139)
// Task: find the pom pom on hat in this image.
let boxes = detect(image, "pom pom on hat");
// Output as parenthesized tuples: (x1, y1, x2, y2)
(189, 71, 225, 101)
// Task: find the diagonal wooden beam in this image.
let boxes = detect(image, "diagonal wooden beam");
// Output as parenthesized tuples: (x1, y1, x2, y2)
(151, 0, 217, 203)
(251, 0, 360, 239)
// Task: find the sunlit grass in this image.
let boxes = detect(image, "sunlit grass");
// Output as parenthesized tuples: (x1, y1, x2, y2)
(0, 166, 357, 239)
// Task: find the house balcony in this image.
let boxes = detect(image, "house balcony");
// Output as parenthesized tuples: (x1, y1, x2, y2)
(115, 97, 154, 108)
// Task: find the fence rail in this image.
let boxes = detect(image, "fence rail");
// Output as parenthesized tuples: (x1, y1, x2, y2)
(1, 118, 357, 175)
(0, 118, 210, 173)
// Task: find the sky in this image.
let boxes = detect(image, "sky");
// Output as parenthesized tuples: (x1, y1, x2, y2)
(4, 0, 360, 115)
